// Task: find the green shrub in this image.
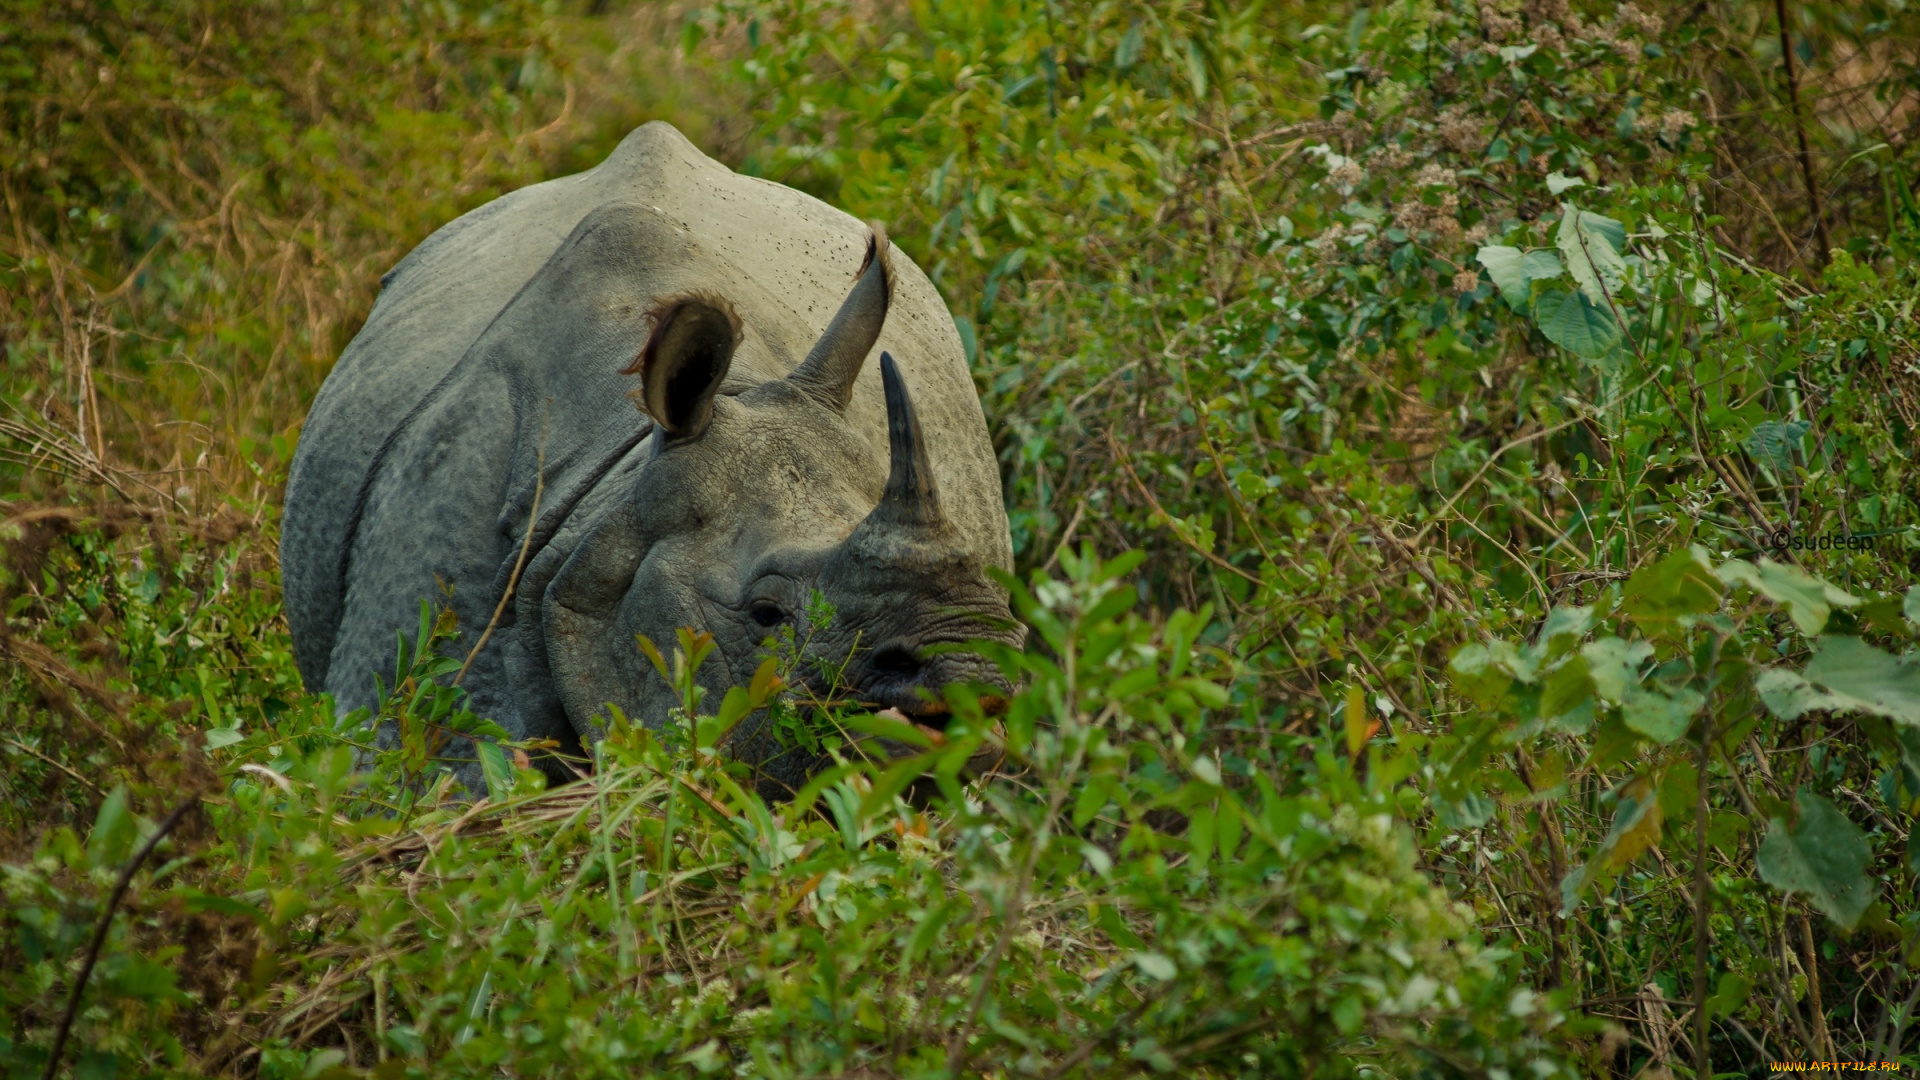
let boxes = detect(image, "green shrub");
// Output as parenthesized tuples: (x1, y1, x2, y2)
(1, 544, 1577, 1077)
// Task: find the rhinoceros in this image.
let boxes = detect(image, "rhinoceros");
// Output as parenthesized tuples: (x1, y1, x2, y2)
(280, 121, 1018, 794)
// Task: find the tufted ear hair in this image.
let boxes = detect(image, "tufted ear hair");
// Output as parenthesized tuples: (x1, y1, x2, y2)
(624, 293, 740, 439)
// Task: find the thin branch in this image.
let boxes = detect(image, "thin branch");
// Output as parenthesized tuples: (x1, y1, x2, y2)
(1772, 0, 1831, 266)
(42, 798, 199, 1080)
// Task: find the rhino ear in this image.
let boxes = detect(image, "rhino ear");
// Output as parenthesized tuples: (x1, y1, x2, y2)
(626, 294, 739, 439)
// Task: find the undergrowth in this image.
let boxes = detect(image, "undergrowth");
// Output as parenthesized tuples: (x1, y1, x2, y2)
(4, 0, 1920, 1076)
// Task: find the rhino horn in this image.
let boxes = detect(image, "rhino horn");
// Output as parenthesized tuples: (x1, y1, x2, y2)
(787, 226, 892, 410)
(870, 351, 946, 530)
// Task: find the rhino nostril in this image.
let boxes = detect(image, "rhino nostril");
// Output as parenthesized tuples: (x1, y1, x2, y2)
(871, 644, 919, 676)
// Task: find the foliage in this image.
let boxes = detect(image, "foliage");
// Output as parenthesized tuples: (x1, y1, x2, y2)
(4, 0, 1920, 1075)
(2, 546, 1573, 1077)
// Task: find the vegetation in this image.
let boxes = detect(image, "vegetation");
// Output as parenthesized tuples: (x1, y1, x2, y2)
(3, 0, 1918, 1075)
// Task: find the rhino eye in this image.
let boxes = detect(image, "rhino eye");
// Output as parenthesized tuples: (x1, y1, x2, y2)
(749, 601, 787, 628)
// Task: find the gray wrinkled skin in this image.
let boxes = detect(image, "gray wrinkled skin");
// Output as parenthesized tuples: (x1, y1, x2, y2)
(281, 122, 1021, 795)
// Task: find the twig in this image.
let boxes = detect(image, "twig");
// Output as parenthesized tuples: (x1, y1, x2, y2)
(1693, 708, 1713, 1080)
(1408, 417, 1585, 547)
(456, 444, 545, 687)
(1108, 430, 1259, 584)
(0, 736, 104, 795)
(1772, 0, 1831, 266)
(42, 797, 198, 1080)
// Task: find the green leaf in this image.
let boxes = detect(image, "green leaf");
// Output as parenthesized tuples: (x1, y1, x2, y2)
(1582, 638, 1654, 703)
(1188, 804, 1215, 870)
(1449, 642, 1514, 704)
(180, 890, 267, 923)
(1541, 655, 1595, 723)
(1620, 683, 1704, 743)
(1545, 171, 1585, 195)
(102, 955, 188, 1003)
(478, 741, 515, 803)
(1133, 951, 1178, 981)
(1098, 904, 1145, 950)
(87, 785, 137, 870)
(1475, 246, 1562, 311)
(1757, 637, 1920, 725)
(1756, 790, 1879, 929)
(1707, 973, 1752, 1019)
(1115, 22, 1143, 67)
(1555, 205, 1627, 306)
(1532, 288, 1621, 358)
(1905, 585, 1920, 626)
(1743, 419, 1809, 475)
(203, 727, 245, 750)
(675, 1040, 727, 1074)
(1183, 38, 1208, 98)
(842, 710, 937, 750)
(1434, 791, 1495, 829)
(1475, 246, 1526, 309)
(1623, 546, 1722, 637)
(857, 749, 940, 821)
(1717, 558, 1860, 635)
(1529, 604, 1594, 663)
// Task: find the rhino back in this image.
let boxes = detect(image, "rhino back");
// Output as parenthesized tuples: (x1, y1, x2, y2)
(283, 121, 1010, 700)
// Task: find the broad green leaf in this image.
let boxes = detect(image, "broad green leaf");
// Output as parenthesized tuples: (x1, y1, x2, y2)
(1716, 558, 1860, 635)
(1756, 790, 1879, 929)
(1532, 288, 1621, 358)
(87, 785, 137, 869)
(1545, 171, 1585, 195)
(1098, 904, 1145, 950)
(1475, 246, 1562, 311)
(1880, 727, 1920, 807)
(1450, 642, 1513, 705)
(1582, 638, 1654, 703)
(1188, 803, 1215, 870)
(1743, 419, 1809, 475)
(180, 890, 267, 923)
(1133, 951, 1178, 981)
(1530, 604, 1594, 662)
(857, 749, 941, 821)
(1804, 637, 1920, 723)
(1623, 546, 1722, 638)
(1475, 245, 1527, 309)
(1555, 205, 1627, 305)
(478, 741, 515, 803)
(1620, 683, 1704, 743)
(1542, 655, 1595, 722)
(1522, 249, 1565, 284)
(102, 955, 188, 1003)
(1758, 637, 1920, 725)
(203, 727, 245, 749)
(1707, 974, 1752, 1019)
(676, 1040, 726, 1074)
(1435, 791, 1495, 829)
(1754, 668, 1837, 721)
(1905, 584, 1920, 625)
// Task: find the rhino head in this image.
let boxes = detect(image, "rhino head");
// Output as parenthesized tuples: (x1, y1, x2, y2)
(538, 231, 1020, 792)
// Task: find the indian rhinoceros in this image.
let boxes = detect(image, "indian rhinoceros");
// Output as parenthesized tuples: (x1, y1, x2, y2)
(280, 121, 1018, 794)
